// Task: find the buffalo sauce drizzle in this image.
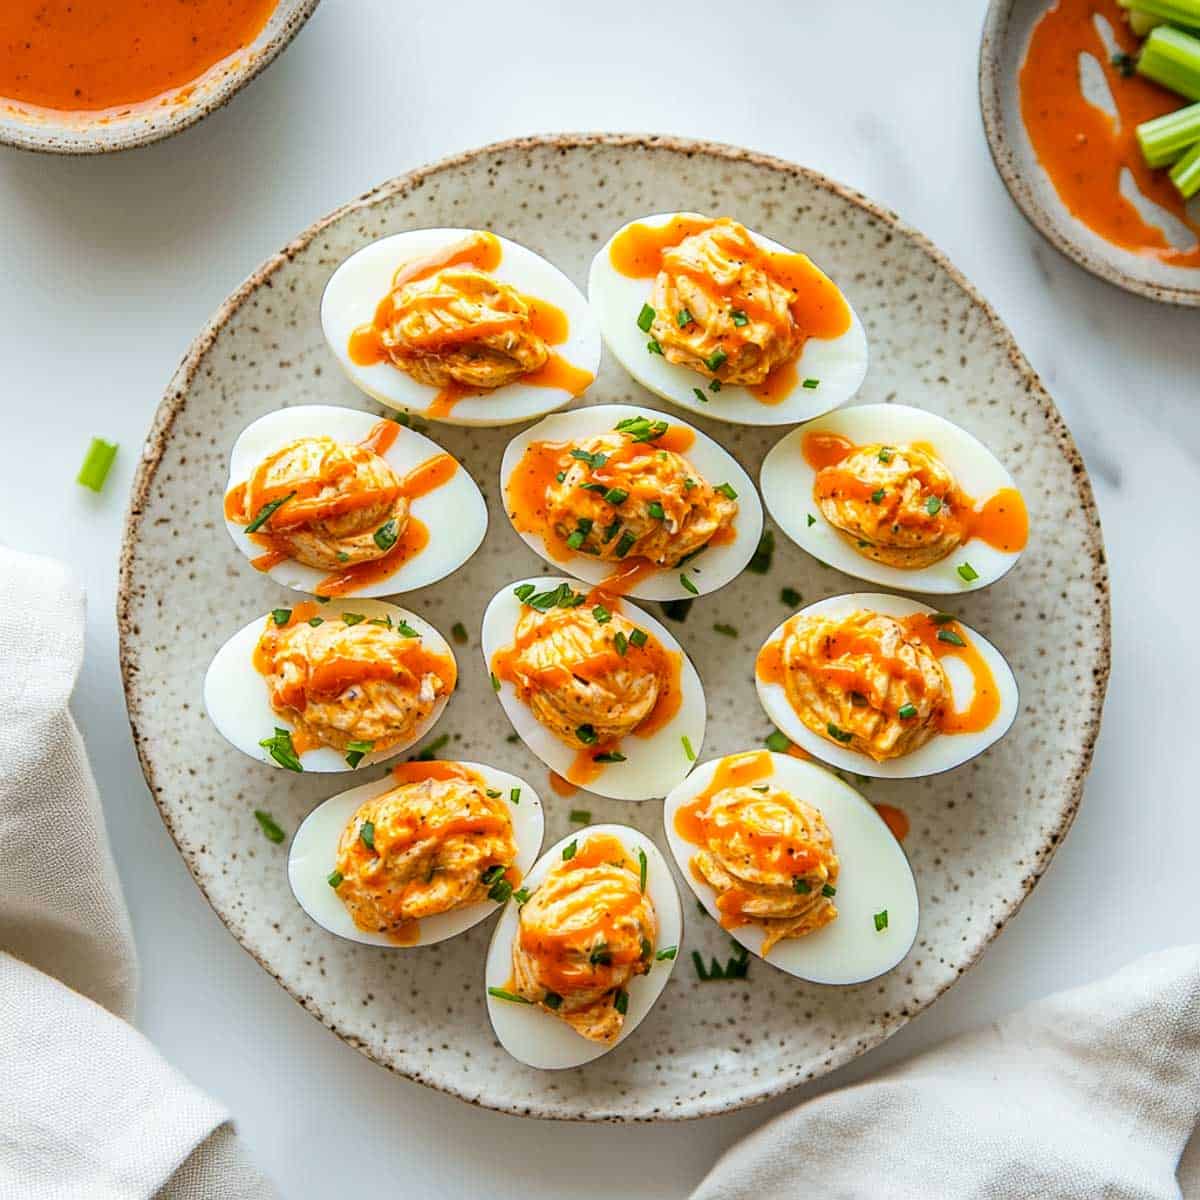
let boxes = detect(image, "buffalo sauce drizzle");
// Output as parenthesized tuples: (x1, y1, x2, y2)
(224, 419, 456, 595)
(608, 215, 852, 403)
(756, 612, 1000, 737)
(801, 431, 1029, 555)
(346, 231, 594, 417)
(1019, 0, 1200, 267)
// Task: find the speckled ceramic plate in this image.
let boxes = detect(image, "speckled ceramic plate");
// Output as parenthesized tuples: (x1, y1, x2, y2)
(980, 0, 1200, 306)
(118, 134, 1110, 1121)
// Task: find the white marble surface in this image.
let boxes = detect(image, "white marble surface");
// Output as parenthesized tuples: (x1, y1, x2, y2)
(0, 1, 1195, 1195)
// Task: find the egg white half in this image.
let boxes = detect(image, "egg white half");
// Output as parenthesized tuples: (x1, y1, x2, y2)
(484, 824, 682, 1069)
(480, 577, 705, 801)
(663, 752, 918, 984)
(499, 403, 762, 601)
(203, 599, 456, 773)
(756, 592, 1019, 779)
(588, 212, 868, 426)
(223, 404, 487, 597)
(761, 404, 1027, 594)
(321, 229, 601, 426)
(288, 762, 544, 947)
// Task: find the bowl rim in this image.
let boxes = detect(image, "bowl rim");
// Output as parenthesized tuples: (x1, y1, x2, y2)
(0, 0, 321, 156)
(117, 132, 1112, 1121)
(978, 0, 1200, 307)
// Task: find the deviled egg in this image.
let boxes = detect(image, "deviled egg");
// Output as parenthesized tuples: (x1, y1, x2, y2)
(223, 405, 487, 597)
(664, 750, 917, 984)
(204, 598, 456, 772)
(588, 212, 868, 426)
(289, 760, 543, 947)
(500, 404, 762, 600)
(761, 404, 1029, 593)
(481, 576, 705, 801)
(321, 229, 601, 426)
(756, 592, 1018, 779)
(485, 824, 681, 1068)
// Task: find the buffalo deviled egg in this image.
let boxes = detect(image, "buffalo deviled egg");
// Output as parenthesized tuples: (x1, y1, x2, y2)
(485, 824, 681, 1068)
(756, 592, 1018, 779)
(289, 760, 543, 947)
(588, 212, 868, 426)
(761, 404, 1029, 593)
(664, 750, 917, 983)
(204, 599, 456, 772)
(223, 405, 487, 598)
(500, 403, 762, 601)
(321, 229, 601, 425)
(481, 577, 705, 801)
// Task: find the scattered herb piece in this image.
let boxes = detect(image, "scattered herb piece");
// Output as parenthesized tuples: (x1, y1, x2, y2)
(77, 437, 119, 493)
(957, 562, 979, 583)
(705, 348, 728, 373)
(602, 486, 628, 506)
(614, 989, 629, 1014)
(638, 847, 648, 892)
(307, 616, 324, 627)
(874, 909, 889, 931)
(509, 788, 521, 805)
(253, 810, 285, 844)
(637, 303, 656, 332)
(931, 612, 955, 625)
(680, 573, 699, 595)
(360, 820, 376, 850)
(806, 513, 816, 527)
(937, 628, 966, 647)
(781, 587, 801, 606)
(566, 529, 586, 549)
(709, 378, 722, 393)
(897, 703, 918, 720)
(512, 888, 531, 906)
(490, 671, 501, 692)
(802, 377, 820, 389)
(245, 490, 295, 534)
(647, 339, 664, 355)
(748, 529, 775, 574)
(628, 628, 648, 648)
(871, 488, 885, 504)
(569, 809, 591, 824)
(487, 987, 531, 1004)
(613, 631, 629, 656)
(514, 583, 535, 602)
(592, 604, 612, 625)
(488, 874, 513, 903)
(822, 883, 837, 897)
(543, 991, 563, 1009)
(271, 608, 291, 626)
(373, 520, 399, 552)
(765, 730, 790, 753)
(826, 723, 853, 744)
(451, 621, 468, 644)
(341, 612, 366, 626)
(878, 447, 893, 463)
(576, 724, 598, 745)
(647, 500, 665, 520)
(327, 870, 343, 889)
(615, 531, 637, 558)
(593, 750, 626, 763)
(555, 470, 566, 483)
(656, 945, 678, 961)
(677, 308, 693, 327)
(570, 448, 608, 469)
(259, 728, 302, 772)
(681, 734, 696, 762)
(486, 789, 502, 799)
(692, 387, 709, 404)
(562, 840, 578, 861)
(730, 308, 749, 327)
(793, 877, 811, 894)
(713, 622, 738, 637)
(715, 481, 738, 500)
(344, 739, 374, 768)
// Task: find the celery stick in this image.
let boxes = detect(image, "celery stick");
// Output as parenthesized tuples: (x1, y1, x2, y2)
(1168, 138, 1200, 196)
(1124, 0, 1200, 31)
(1138, 26, 1200, 100)
(1137, 100, 1200, 165)
(1129, 9, 1163, 35)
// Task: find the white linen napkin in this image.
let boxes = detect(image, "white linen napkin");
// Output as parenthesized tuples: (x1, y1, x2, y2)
(0, 545, 277, 1200)
(692, 945, 1200, 1200)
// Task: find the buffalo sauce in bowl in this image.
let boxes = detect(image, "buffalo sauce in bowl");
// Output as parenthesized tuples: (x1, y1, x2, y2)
(0, 0, 278, 113)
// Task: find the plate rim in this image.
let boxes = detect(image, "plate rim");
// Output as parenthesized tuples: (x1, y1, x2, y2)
(116, 131, 1112, 1122)
(978, 0, 1200, 307)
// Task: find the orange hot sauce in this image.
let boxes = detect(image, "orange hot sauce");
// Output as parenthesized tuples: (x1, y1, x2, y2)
(1019, 0, 1200, 267)
(0, 0, 277, 112)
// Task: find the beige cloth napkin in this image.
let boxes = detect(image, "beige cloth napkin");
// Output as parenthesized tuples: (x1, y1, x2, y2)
(693, 945, 1200, 1199)
(0, 546, 277, 1200)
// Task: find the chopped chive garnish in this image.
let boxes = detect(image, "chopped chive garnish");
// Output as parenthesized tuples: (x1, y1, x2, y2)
(638, 847, 648, 892)
(396, 619, 420, 638)
(709, 378, 721, 392)
(593, 750, 627, 763)
(680, 574, 699, 595)
(713, 622, 738, 637)
(806, 513, 816, 527)
(451, 621, 468, 644)
(77, 437, 119, 493)
(253, 810, 285, 844)
(336, 552, 350, 563)
(613, 989, 629, 1015)
(637, 303, 655, 332)
(874, 909, 889, 931)
(566, 529, 586, 549)
(367, 614, 392, 629)
(730, 308, 749, 327)
(957, 562, 979, 583)
(826, 723, 853, 744)
(579, 482, 606, 493)
(925, 496, 943, 517)
(765, 730, 790, 753)
(307, 616, 324, 627)
(271, 608, 291, 626)
(570, 448, 608, 469)
(677, 308, 693, 327)
(488, 875, 513, 903)
(412, 733, 450, 761)
(589, 942, 612, 966)
(602, 486, 628, 506)
(628, 628, 648, 648)
(715, 481, 738, 500)
(490, 671, 501, 693)
(647, 339, 664, 355)
(822, 883, 837, 897)
(244, 490, 295, 534)
(543, 991, 563, 1010)
(871, 488, 885, 504)
(555, 470, 566, 483)
(481, 864, 505, 885)
(792, 876, 811, 894)
(327, 870, 343, 888)
(656, 945, 678, 961)
(514, 584, 535, 602)
(615, 415, 669, 442)
(569, 809, 591, 824)
(748, 529, 775, 574)
(705, 348, 728, 373)
(341, 612, 366, 626)
(937, 628, 966, 647)
(692, 387, 709, 404)
(602, 520, 621, 543)
(931, 611, 956, 624)
(615, 531, 637, 558)
(576, 724, 598, 745)
(647, 500, 665, 520)
(614, 631, 628, 656)
(562, 840, 577, 861)
(259, 728, 303, 772)
(371, 519, 399, 552)
(513, 888, 531, 905)
(640, 937, 653, 961)
(487, 987, 531, 1004)
(359, 820, 376, 850)
(781, 587, 801, 606)
(681, 734, 696, 762)
(592, 604, 612, 624)
(509, 788, 521, 804)
(802, 377, 820, 389)
(344, 739, 374, 768)
(486, 789, 501, 798)
(878, 447, 893, 463)
(897, 703, 918, 720)
(506, 733, 519, 743)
